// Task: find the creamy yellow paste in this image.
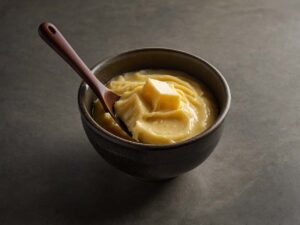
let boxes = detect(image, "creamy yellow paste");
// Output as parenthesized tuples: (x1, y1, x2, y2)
(93, 70, 218, 144)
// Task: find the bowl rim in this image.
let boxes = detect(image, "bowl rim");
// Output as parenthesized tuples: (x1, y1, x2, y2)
(78, 48, 231, 150)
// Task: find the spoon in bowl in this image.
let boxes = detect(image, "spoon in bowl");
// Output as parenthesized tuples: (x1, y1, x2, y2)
(38, 22, 131, 136)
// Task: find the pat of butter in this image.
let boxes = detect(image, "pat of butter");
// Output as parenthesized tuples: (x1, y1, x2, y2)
(142, 78, 180, 111)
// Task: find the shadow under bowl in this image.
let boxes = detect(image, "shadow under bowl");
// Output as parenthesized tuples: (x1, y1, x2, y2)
(78, 48, 231, 180)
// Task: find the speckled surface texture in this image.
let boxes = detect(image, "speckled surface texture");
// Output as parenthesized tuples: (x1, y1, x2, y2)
(0, 0, 299, 224)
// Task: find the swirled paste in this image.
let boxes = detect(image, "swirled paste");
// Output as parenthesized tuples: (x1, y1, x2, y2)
(93, 70, 218, 144)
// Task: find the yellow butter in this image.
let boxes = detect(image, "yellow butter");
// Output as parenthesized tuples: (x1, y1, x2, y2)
(142, 78, 180, 111)
(93, 70, 218, 144)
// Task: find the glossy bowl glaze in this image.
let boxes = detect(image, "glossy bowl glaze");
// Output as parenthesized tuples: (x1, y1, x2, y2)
(78, 48, 231, 180)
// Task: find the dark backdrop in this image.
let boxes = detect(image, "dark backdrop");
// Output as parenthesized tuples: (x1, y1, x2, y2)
(0, 0, 299, 224)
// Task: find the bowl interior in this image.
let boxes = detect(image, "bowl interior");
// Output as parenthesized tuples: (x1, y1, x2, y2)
(79, 48, 230, 145)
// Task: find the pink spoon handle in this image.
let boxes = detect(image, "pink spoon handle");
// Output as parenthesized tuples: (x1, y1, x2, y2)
(38, 22, 108, 101)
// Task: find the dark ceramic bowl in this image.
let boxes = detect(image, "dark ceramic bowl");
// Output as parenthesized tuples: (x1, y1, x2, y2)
(78, 48, 231, 180)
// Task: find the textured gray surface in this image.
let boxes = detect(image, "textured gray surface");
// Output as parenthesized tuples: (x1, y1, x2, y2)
(0, 0, 300, 224)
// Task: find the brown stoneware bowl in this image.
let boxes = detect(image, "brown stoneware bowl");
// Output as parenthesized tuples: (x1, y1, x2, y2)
(78, 48, 231, 180)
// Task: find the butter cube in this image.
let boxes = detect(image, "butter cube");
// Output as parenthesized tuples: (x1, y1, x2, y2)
(142, 78, 180, 111)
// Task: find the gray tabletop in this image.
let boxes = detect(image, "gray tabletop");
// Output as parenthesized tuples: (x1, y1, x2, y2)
(1, 0, 299, 224)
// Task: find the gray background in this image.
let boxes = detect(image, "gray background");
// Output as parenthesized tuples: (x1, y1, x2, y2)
(1, 0, 299, 224)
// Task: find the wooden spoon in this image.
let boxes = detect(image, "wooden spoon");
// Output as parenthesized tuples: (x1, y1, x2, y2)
(38, 22, 131, 136)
